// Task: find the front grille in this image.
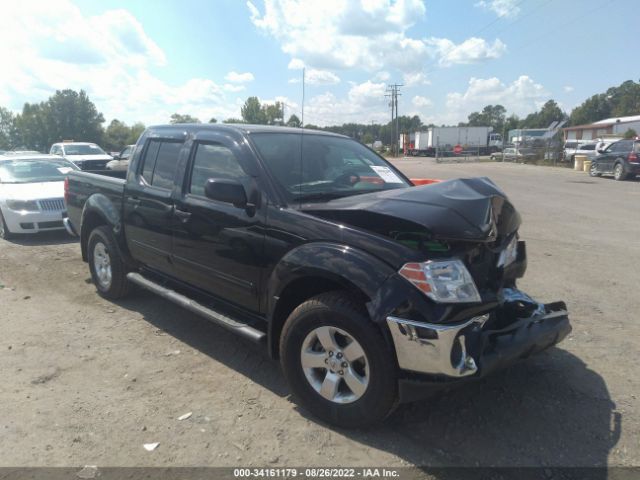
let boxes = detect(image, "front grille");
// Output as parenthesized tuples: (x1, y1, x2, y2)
(37, 221, 64, 229)
(38, 198, 65, 211)
(80, 160, 108, 170)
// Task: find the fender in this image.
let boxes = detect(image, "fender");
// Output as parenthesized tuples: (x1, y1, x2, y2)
(80, 193, 133, 264)
(266, 242, 397, 356)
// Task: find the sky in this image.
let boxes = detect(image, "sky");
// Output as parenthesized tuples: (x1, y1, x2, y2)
(0, 0, 637, 128)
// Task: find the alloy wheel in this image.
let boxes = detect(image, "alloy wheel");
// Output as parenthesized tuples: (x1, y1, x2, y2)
(93, 242, 112, 289)
(300, 326, 369, 404)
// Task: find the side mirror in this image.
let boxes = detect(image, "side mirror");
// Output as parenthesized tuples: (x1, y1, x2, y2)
(204, 178, 247, 208)
(112, 154, 121, 160)
(597, 149, 605, 154)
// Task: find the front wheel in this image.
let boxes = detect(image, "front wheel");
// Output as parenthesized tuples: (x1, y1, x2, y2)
(87, 226, 131, 299)
(280, 292, 398, 428)
(614, 163, 627, 181)
(589, 162, 601, 177)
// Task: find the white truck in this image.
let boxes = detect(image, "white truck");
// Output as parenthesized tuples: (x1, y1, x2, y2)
(403, 126, 502, 156)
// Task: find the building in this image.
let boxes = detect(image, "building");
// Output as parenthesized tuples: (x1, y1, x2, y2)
(563, 114, 640, 141)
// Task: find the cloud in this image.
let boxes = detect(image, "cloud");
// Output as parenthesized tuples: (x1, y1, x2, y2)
(445, 75, 549, 123)
(0, 0, 245, 125)
(563, 85, 574, 93)
(403, 72, 430, 86)
(412, 95, 432, 108)
(288, 58, 305, 69)
(426, 37, 507, 66)
(374, 71, 391, 82)
(476, 0, 521, 18)
(224, 71, 255, 83)
(247, 0, 431, 73)
(223, 84, 246, 92)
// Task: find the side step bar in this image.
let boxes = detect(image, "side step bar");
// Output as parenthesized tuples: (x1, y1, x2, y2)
(126, 272, 266, 344)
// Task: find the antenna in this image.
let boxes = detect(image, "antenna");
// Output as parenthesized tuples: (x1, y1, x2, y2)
(301, 67, 305, 128)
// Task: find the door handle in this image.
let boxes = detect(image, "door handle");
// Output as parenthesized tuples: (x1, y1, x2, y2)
(173, 208, 192, 223)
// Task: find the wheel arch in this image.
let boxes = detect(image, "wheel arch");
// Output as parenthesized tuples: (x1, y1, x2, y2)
(80, 194, 130, 264)
(266, 242, 396, 359)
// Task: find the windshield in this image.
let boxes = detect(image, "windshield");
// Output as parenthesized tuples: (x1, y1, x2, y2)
(250, 133, 410, 202)
(0, 159, 78, 183)
(64, 144, 106, 155)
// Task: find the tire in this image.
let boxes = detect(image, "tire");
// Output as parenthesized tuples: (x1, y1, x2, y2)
(87, 226, 131, 299)
(589, 162, 601, 177)
(280, 291, 398, 428)
(614, 162, 627, 181)
(0, 209, 13, 240)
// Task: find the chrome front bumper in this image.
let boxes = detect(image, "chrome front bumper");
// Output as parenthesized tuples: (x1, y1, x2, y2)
(387, 314, 489, 378)
(386, 294, 571, 379)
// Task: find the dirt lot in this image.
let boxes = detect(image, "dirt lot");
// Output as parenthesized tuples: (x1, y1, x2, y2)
(1, 161, 638, 468)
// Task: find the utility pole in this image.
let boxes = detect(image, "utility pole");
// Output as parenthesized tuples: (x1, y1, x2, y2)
(385, 84, 403, 157)
(301, 67, 305, 128)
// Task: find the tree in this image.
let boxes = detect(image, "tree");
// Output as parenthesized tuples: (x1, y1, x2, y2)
(263, 101, 284, 125)
(223, 118, 243, 124)
(170, 113, 200, 124)
(0, 107, 17, 150)
(569, 80, 640, 126)
(241, 97, 265, 124)
(103, 119, 131, 151)
(465, 105, 506, 132)
(623, 128, 638, 139)
(286, 114, 301, 127)
(128, 122, 146, 145)
(521, 100, 565, 128)
(14, 89, 104, 151)
(208, 117, 217, 124)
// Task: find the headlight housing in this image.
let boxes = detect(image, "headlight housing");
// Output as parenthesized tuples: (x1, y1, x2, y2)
(6, 200, 40, 212)
(399, 259, 481, 303)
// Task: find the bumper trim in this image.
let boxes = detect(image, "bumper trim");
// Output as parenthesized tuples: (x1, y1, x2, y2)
(387, 314, 490, 377)
(63, 217, 78, 236)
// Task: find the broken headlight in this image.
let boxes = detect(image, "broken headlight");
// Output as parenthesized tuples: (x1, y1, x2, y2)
(399, 259, 482, 304)
(497, 235, 518, 268)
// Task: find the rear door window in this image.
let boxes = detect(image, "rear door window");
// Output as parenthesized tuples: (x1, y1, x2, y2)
(140, 139, 182, 189)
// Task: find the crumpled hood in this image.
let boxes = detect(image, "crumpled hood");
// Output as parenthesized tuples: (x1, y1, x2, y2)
(303, 177, 521, 242)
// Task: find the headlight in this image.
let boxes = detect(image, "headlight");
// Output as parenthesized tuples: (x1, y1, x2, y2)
(399, 259, 481, 303)
(6, 200, 40, 212)
(497, 235, 518, 268)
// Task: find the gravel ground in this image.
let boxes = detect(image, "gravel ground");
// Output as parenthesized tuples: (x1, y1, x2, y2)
(0, 161, 638, 468)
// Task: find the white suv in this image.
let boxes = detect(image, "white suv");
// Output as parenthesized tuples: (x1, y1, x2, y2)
(50, 142, 112, 170)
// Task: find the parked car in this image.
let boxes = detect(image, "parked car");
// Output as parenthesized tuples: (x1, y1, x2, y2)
(491, 147, 536, 162)
(65, 124, 571, 428)
(0, 154, 79, 239)
(50, 142, 112, 170)
(106, 145, 135, 171)
(589, 139, 640, 181)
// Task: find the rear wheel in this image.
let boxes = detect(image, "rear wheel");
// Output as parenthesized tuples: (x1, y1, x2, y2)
(0, 209, 13, 240)
(87, 226, 131, 299)
(614, 163, 627, 181)
(280, 291, 398, 428)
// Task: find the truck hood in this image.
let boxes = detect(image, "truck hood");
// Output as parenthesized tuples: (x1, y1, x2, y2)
(0, 181, 65, 201)
(65, 154, 113, 161)
(303, 177, 521, 243)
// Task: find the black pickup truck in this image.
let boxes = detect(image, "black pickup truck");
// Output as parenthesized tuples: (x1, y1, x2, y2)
(64, 124, 571, 428)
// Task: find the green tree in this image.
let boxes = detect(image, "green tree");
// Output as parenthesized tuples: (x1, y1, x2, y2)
(0, 107, 17, 150)
(14, 89, 104, 151)
(623, 128, 638, 139)
(286, 114, 301, 127)
(170, 113, 200, 124)
(262, 101, 284, 125)
(223, 118, 243, 124)
(241, 97, 266, 124)
(465, 105, 506, 132)
(208, 117, 217, 123)
(128, 122, 146, 145)
(103, 119, 131, 151)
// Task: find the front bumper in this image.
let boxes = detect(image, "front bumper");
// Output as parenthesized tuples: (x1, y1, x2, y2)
(386, 289, 571, 400)
(2, 208, 66, 233)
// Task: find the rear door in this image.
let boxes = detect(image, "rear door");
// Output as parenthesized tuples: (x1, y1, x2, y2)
(170, 133, 265, 312)
(123, 136, 185, 275)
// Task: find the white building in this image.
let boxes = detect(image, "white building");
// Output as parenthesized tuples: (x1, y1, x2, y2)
(563, 114, 640, 141)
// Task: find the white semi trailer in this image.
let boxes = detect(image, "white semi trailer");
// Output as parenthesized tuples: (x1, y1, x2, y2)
(403, 126, 503, 156)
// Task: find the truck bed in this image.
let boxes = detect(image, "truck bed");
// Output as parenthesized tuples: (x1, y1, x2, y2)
(65, 170, 126, 234)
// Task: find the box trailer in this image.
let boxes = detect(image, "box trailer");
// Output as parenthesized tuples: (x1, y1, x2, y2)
(404, 126, 502, 156)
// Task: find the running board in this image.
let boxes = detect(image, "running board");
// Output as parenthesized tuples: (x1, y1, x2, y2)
(126, 272, 265, 344)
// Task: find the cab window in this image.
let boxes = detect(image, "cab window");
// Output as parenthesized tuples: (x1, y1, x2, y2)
(188, 143, 248, 197)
